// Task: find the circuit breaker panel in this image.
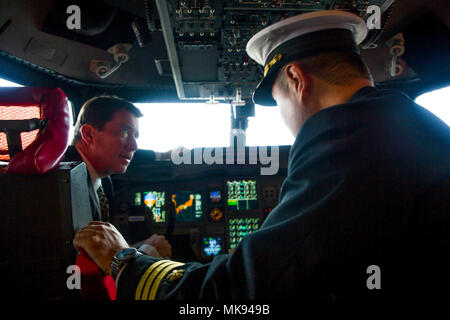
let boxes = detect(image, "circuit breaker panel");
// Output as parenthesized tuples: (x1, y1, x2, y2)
(159, 0, 394, 102)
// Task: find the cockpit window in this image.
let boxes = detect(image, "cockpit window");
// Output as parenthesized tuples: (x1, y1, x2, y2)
(135, 102, 296, 151)
(415, 86, 450, 126)
(0, 78, 22, 87)
(2, 75, 446, 151)
(135, 102, 231, 152)
(247, 104, 295, 146)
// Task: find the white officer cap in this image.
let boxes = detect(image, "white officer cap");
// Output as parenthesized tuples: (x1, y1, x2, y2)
(246, 10, 368, 106)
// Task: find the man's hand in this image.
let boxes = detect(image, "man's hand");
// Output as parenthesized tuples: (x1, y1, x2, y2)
(73, 221, 129, 275)
(142, 234, 172, 259)
(138, 244, 162, 258)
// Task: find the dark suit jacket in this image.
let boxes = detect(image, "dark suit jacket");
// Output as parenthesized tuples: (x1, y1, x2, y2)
(62, 147, 156, 221)
(62, 145, 114, 221)
(118, 86, 450, 300)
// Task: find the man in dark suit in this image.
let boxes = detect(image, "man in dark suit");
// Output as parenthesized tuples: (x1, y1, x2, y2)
(73, 11, 449, 300)
(64, 96, 171, 258)
(63, 145, 114, 222)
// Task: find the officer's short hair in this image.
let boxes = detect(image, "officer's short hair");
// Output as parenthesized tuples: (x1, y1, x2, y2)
(72, 95, 143, 144)
(274, 51, 373, 91)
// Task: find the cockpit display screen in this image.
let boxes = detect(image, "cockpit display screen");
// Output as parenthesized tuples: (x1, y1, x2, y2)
(228, 217, 260, 250)
(171, 191, 203, 222)
(134, 192, 142, 206)
(143, 191, 166, 223)
(202, 236, 223, 257)
(209, 190, 221, 203)
(227, 180, 258, 211)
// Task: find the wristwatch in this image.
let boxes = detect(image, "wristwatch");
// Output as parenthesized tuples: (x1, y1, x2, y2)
(110, 247, 143, 280)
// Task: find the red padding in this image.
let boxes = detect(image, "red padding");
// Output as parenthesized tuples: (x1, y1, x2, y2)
(76, 251, 117, 300)
(0, 87, 71, 174)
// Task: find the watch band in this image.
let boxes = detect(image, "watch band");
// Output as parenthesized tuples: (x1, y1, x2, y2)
(110, 248, 142, 280)
(110, 259, 125, 280)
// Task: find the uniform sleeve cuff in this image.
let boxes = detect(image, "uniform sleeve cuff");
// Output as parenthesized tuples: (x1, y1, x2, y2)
(116, 255, 184, 300)
(116, 255, 160, 299)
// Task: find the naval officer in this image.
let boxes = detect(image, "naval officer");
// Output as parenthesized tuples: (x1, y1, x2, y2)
(73, 10, 450, 300)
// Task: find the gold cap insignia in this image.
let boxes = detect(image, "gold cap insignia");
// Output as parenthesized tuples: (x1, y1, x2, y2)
(263, 53, 283, 77)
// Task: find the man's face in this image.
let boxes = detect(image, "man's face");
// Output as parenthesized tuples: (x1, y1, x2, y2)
(272, 81, 303, 137)
(89, 110, 139, 176)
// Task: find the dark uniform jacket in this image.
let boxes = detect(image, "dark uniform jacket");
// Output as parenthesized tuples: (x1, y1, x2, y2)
(117, 86, 450, 300)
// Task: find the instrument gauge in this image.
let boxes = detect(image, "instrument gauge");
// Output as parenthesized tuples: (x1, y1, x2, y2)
(209, 208, 223, 221)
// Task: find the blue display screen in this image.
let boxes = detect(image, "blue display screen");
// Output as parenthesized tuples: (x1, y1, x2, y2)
(209, 190, 221, 203)
(202, 236, 223, 257)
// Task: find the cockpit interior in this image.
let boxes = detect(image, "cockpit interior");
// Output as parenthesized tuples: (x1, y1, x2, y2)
(0, 0, 448, 300)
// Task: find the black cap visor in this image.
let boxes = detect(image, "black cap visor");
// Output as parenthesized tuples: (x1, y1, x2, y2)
(253, 65, 280, 106)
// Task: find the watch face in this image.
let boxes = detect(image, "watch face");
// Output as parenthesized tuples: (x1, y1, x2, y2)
(116, 248, 137, 261)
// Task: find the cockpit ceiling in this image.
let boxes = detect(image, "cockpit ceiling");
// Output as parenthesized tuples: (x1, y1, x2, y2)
(0, 0, 448, 102)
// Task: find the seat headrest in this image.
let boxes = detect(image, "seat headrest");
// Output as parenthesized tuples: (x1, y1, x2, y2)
(0, 87, 71, 174)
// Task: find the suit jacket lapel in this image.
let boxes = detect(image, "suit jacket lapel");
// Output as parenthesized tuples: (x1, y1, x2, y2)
(64, 145, 102, 221)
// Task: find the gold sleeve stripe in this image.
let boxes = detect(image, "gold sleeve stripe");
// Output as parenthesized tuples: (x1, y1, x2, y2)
(141, 261, 175, 300)
(141, 261, 184, 300)
(148, 263, 184, 300)
(135, 260, 172, 300)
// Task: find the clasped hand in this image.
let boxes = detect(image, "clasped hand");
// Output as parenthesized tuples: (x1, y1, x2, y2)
(74, 222, 173, 274)
(73, 221, 129, 275)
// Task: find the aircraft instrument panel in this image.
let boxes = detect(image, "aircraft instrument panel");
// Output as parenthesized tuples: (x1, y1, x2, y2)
(113, 171, 287, 262)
